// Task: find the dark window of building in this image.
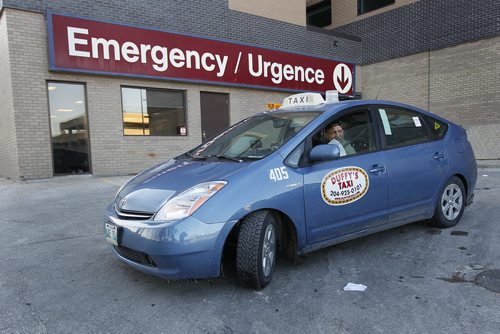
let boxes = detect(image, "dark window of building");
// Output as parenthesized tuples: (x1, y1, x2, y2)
(358, 0, 395, 15)
(377, 107, 430, 149)
(121, 87, 186, 136)
(307, 0, 332, 28)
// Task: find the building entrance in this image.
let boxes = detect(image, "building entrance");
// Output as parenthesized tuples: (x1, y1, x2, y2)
(200, 92, 230, 141)
(47, 82, 91, 175)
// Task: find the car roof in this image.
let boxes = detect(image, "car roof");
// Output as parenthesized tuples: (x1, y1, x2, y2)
(273, 99, 450, 124)
(277, 99, 412, 112)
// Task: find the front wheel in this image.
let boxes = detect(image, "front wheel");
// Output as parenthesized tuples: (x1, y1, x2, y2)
(236, 210, 277, 289)
(430, 176, 466, 228)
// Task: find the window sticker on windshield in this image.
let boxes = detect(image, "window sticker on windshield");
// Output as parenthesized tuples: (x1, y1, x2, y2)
(434, 122, 441, 130)
(412, 116, 422, 127)
(378, 109, 392, 135)
(321, 167, 369, 206)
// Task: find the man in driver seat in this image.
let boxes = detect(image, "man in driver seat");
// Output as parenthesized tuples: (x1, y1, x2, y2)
(327, 123, 356, 155)
(325, 123, 347, 157)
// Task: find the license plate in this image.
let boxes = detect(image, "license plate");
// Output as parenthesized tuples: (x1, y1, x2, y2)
(105, 222, 119, 246)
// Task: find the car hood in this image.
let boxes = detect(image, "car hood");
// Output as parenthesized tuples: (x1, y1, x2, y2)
(115, 159, 249, 213)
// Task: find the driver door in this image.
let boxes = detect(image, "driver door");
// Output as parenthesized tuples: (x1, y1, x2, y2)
(302, 108, 389, 244)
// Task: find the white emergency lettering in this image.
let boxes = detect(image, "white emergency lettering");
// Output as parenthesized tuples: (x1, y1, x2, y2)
(66, 26, 229, 76)
(248, 54, 325, 85)
(122, 42, 140, 63)
(67, 27, 90, 58)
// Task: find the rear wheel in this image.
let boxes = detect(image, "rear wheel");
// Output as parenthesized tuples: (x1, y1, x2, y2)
(236, 210, 277, 289)
(430, 176, 465, 228)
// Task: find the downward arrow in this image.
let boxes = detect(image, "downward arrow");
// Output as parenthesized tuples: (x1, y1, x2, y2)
(337, 66, 350, 91)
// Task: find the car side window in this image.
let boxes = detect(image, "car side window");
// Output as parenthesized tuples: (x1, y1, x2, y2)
(285, 141, 305, 168)
(423, 115, 448, 140)
(309, 109, 377, 162)
(337, 110, 377, 154)
(377, 107, 430, 149)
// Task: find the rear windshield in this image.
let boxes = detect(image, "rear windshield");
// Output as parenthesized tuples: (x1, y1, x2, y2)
(185, 112, 320, 160)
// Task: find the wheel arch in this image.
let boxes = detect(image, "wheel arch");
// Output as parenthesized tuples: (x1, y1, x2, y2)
(220, 208, 298, 274)
(454, 173, 469, 197)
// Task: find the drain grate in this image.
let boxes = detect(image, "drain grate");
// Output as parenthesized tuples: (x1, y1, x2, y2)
(475, 269, 500, 293)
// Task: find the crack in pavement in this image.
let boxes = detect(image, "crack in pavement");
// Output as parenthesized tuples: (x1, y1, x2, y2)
(17, 269, 48, 334)
(0, 233, 102, 250)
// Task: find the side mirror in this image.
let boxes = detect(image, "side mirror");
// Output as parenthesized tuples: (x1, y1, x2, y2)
(309, 144, 340, 162)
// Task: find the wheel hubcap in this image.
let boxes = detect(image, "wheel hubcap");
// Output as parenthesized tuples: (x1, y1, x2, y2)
(441, 183, 463, 220)
(262, 224, 276, 277)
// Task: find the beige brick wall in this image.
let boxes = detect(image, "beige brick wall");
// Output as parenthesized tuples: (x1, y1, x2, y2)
(429, 37, 499, 127)
(0, 10, 20, 179)
(229, 0, 306, 26)
(5, 9, 290, 179)
(360, 35, 500, 160)
(230, 89, 289, 123)
(360, 52, 429, 109)
(6, 9, 53, 179)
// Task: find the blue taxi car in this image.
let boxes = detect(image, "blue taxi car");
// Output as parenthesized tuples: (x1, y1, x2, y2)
(104, 92, 476, 289)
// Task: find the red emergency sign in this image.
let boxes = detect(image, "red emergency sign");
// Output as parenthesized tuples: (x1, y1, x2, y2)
(48, 13, 355, 94)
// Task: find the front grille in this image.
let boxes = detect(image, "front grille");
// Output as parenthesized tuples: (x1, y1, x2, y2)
(115, 206, 154, 220)
(114, 245, 157, 267)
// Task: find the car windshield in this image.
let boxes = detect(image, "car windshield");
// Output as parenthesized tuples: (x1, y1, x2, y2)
(184, 112, 320, 160)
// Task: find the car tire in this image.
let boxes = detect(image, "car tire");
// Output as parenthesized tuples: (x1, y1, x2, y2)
(430, 176, 466, 228)
(236, 210, 277, 289)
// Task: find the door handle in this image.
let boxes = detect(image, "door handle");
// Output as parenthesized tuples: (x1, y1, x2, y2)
(433, 152, 445, 161)
(369, 164, 386, 175)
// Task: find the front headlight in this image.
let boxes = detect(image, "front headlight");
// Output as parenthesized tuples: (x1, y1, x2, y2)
(154, 181, 227, 221)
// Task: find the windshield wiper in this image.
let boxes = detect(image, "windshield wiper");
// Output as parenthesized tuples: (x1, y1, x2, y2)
(181, 152, 207, 160)
(214, 154, 243, 162)
(181, 153, 243, 162)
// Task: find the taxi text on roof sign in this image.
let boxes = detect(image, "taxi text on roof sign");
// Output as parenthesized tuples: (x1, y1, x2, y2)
(48, 13, 355, 95)
(281, 90, 340, 108)
(282, 93, 325, 108)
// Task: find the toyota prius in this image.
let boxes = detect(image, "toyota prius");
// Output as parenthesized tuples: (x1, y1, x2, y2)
(104, 92, 476, 289)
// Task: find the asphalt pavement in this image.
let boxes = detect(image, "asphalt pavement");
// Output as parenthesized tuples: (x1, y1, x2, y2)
(0, 169, 499, 333)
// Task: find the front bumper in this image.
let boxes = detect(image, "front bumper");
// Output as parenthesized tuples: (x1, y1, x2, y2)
(104, 204, 236, 280)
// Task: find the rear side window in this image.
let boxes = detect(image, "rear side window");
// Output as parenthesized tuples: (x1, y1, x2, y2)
(377, 107, 430, 149)
(423, 115, 448, 140)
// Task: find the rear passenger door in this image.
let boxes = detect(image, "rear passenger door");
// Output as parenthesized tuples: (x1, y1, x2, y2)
(375, 105, 449, 223)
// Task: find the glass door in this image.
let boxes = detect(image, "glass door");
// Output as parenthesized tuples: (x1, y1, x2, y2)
(47, 82, 91, 175)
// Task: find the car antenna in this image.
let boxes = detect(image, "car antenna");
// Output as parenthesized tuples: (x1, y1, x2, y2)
(375, 85, 383, 99)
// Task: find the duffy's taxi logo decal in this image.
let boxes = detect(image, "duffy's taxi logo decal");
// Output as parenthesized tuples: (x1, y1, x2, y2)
(321, 166, 369, 206)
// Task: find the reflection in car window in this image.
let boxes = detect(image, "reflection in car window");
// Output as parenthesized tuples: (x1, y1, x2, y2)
(185, 112, 320, 160)
(378, 107, 430, 149)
